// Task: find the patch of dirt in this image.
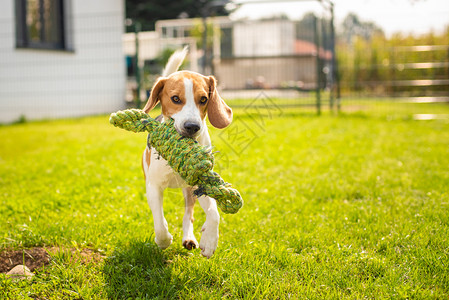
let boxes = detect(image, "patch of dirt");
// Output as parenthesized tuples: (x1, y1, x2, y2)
(0, 247, 105, 273)
(0, 248, 50, 273)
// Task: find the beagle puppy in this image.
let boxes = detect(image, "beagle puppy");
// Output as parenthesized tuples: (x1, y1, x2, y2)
(141, 48, 233, 258)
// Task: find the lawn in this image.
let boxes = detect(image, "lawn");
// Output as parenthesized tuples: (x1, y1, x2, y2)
(1, 103, 448, 299)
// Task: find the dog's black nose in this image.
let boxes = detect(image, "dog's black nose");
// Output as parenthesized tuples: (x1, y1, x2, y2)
(184, 122, 201, 135)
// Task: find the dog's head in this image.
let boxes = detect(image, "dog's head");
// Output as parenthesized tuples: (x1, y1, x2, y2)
(143, 71, 233, 138)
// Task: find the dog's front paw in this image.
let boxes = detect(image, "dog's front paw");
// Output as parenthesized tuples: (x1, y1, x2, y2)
(155, 233, 173, 249)
(199, 225, 218, 258)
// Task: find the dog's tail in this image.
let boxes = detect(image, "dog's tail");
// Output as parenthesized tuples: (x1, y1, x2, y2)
(162, 46, 188, 77)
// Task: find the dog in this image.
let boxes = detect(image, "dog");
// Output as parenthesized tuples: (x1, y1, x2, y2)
(141, 48, 233, 258)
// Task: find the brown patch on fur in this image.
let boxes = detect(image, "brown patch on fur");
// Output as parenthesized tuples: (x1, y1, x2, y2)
(142, 71, 226, 124)
(189, 74, 210, 120)
(206, 76, 233, 128)
(143, 78, 166, 113)
(142, 147, 151, 179)
(183, 187, 196, 224)
(145, 148, 151, 166)
(158, 76, 186, 117)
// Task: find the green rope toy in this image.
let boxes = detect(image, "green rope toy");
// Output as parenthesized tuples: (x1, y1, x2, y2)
(109, 109, 243, 214)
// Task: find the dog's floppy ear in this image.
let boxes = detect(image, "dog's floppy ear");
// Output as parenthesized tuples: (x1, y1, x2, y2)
(143, 77, 166, 113)
(207, 76, 232, 129)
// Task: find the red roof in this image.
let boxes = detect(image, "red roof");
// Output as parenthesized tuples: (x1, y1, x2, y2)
(294, 40, 332, 60)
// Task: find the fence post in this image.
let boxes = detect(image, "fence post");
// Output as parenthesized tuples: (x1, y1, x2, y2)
(201, 14, 208, 74)
(390, 47, 396, 97)
(313, 15, 321, 115)
(329, 2, 340, 113)
(134, 21, 142, 109)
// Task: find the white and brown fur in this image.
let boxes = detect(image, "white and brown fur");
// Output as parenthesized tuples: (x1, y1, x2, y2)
(141, 48, 233, 258)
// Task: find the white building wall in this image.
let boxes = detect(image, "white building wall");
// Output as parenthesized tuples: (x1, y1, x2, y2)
(279, 21, 295, 55)
(233, 20, 295, 57)
(123, 31, 161, 61)
(0, 0, 126, 123)
(122, 31, 199, 73)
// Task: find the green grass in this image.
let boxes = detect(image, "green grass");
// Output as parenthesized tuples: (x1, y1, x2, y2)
(1, 104, 449, 299)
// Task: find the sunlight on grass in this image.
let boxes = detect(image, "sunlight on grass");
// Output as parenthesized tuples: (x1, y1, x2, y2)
(1, 105, 448, 298)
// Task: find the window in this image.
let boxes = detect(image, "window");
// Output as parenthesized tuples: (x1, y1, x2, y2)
(15, 0, 65, 50)
(126, 55, 135, 77)
(220, 27, 233, 58)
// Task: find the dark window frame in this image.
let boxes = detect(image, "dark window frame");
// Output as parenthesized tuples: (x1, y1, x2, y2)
(15, 0, 66, 50)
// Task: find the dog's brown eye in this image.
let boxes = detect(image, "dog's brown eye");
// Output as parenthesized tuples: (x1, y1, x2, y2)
(200, 96, 208, 104)
(171, 96, 181, 103)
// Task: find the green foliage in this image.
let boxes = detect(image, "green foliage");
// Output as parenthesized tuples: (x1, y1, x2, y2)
(13, 115, 27, 125)
(142, 47, 189, 92)
(337, 26, 449, 96)
(340, 13, 385, 44)
(1, 106, 449, 298)
(125, 0, 230, 32)
(190, 19, 218, 49)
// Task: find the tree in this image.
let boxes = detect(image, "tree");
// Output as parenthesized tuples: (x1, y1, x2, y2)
(340, 13, 384, 43)
(295, 13, 333, 50)
(125, 0, 231, 32)
(296, 12, 316, 43)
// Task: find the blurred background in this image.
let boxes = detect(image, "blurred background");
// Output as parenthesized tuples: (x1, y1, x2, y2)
(0, 0, 448, 123)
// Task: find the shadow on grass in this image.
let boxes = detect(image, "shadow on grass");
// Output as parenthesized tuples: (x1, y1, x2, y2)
(102, 239, 187, 299)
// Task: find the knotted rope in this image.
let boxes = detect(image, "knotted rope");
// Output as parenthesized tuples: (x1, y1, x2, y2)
(109, 109, 243, 214)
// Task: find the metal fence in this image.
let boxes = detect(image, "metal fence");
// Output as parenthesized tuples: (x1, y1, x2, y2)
(126, 1, 448, 118)
(126, 1, 338, 115)
(338, 39, 449, 117)
(2, 1, 448, 124)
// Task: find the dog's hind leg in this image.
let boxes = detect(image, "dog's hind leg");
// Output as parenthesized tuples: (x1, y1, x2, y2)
(146, 183, 172, 249)
(182, 187, 199, 250)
